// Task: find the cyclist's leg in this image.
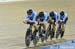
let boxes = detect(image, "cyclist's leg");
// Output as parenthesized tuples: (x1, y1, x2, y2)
(53, 23, 56, 32)
(56, 24, 59, 39)
(32, 24, 38, 36)
(48, 23, 51, 35)
(51, 18, 56, 38)
(33, 24, 38, 31)
(42, 24, 46, 34)
(61, 17, 68, 38)
(52, 23, 56, 38)
(61, 23, 65, 38)
(62, 23, 65, 31)
(62, 17, 68, 32)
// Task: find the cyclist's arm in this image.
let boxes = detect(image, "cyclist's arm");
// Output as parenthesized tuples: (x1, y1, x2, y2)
(32, 12, 38, 24)
(43, 16, 47, 24)
(32, 15, 37, 24)
(26, 16, 33, 22)
(55, 16, 58, 24)
(32, 12, 37, 22)
(43, 13, 48, 24)
(62, 14, 68, 22)
(46, 16, 50, 21)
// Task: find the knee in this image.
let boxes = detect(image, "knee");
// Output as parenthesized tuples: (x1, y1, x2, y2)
(43, 24, 46, 30)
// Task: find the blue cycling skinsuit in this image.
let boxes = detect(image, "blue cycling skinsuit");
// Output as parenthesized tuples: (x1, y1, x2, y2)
(47, 11, 59, 25)
(26, 11, 37, 24)
(59, 13, 68, 24)
(36, 12, 49, 24)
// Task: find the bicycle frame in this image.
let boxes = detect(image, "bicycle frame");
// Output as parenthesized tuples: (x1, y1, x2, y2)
(38, 24, 43, 34)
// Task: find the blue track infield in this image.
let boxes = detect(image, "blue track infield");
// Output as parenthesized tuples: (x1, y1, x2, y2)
(41, 40, 75, 49)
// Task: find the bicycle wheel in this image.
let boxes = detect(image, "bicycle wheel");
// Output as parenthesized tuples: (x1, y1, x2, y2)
(33, 36, 38, 46)
(56, 28, 60, 39)
(45, 26, 50, 40)
(25, 29, 31, 47)
(60, 31, 64, 38)
(40, 28, 44, 42)
(33, 31, 38, 46)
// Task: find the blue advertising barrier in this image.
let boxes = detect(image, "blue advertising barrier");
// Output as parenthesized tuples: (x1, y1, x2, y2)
(41, 40, 75, 49)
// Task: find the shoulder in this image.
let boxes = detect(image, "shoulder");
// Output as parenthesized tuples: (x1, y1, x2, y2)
(44, 12, 48, 16)
(33, 11, 37, 15)
(44, 12, 47, 15)
(54, 11, 58, 15)
(64, 13, 68, 17)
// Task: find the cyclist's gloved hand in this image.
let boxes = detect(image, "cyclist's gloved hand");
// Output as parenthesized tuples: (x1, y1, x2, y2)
(35, 21, 38, 24)
(30, 20, 34, 23)
(55, 22, 57, 25)
(38, 22, 44, 25)
(27, 20, 33, 23)
(39, 22, 43, 24)
(58, 20, 62, 23)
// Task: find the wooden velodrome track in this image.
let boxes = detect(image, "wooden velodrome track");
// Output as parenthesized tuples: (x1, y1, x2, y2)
(0, 0, 75, 49)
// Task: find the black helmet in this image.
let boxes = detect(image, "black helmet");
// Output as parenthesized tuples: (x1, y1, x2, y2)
(27, 9, 33, 15)
(49, 11, 55, 17)
(38, 11, 44, 17)
(60, 11, 65, 16)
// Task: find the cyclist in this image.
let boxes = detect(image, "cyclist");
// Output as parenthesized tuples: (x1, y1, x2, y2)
(23, 9, 38, 40)
(36, 11, 48, 37)
(58, 11, 68, 38)
(48, 11, 59, 39)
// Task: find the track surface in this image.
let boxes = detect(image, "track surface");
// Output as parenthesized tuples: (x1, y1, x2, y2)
(0, 0, 75, 49)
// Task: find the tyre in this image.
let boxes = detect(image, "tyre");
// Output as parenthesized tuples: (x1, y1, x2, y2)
(41, 36, 44, 42)
(56, 29, 60, 39)
(39, 30, 44, 42)
(50, 31, 53, 40)
(33, 36, 38, 46)
(41, 30, 45, 42)
(25, 29, 31, 47)
(32, 31, 38, 46)
(45, 27, 50, 41)
(45, 32, 48, 41)
(25, 36, 31, 47)
(50, 30, 54, 40)
(60, 31, 64, 38)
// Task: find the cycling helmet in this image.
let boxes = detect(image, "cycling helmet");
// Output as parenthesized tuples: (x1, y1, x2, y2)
(27, 9, 33, 15)
(49, 11, 55, 17)
(60, 11, 65, 16)
(38, 11, 44, 17)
